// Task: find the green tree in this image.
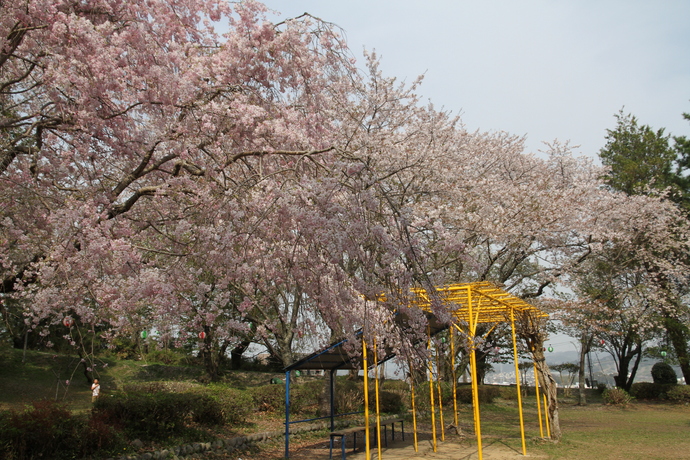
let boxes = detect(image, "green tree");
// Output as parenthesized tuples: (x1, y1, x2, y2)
(672, 112, 690, 210)
(599, 110, 677, 195)
(598, 109, 690, 386)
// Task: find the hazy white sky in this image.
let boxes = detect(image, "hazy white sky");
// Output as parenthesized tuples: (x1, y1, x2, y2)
(268, 1, 690, 159)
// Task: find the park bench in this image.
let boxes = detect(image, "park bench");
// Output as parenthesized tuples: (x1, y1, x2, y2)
(329, 418, 405, 460)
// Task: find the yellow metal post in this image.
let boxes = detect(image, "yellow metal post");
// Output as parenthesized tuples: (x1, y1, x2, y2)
(510, 309, 527, 456)
(373, 340, 382, 460)
(467, 287, 483, 460)
(450, 325, 459, 427)
(427, 331, 438, 452)
(533, 361, 544, 439)
(362, 338, 371, 458)
(409, 366, 419, 452)
(543, 393, 551, 439)
(435, 342, 445, 441)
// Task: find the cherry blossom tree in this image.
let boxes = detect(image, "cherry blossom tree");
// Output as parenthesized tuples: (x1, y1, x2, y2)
(1, 0, 362, 356)
(4, 2, 689, 399)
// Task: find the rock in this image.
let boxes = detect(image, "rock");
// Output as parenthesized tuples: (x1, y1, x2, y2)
(131, 439, 145, 449)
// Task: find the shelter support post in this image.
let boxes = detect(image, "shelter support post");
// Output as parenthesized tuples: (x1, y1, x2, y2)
(467, 287, 483, 460)
(451, 324, 459, 427)
(408, 360, 419, 452)
(362, 338, 371, 458)
(533, 360, 544, 438)
(330, 369, 336, 432)
(434, 342, 445, 441)
(374, 339, 382, 460)
(284, 370, 291, 458)
(543, 394, 551, 438)
(427, 330, 438, 452)
(510, 309, 527, 456)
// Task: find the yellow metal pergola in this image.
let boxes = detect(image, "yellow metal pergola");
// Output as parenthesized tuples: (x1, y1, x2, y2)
(409, 281, 548, 460)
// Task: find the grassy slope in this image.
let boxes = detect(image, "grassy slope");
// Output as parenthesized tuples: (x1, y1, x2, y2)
(0, 347, 282, 413)
(3, 347, 690, 460)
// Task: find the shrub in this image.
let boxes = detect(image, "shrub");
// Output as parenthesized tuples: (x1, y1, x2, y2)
(629, 382, 674, 400)
(602, 387, 634, 405)
(94, 391, 191, 439)
(334, 379, 363, 413)
(667, 385, 690, 404)
(368, 390, 405, 413)
(251, 384, 286, 412)
(0, 400, 80, 460)
(497, 385, 519, 400)
(651, 362, 678, 384)
(455, 385, 501, 404)
(382, 379, 409, 392)
(80, 413, 126, 456)
(145, 349, 187, 366)
(0, 399, 124, 460)
(94, 385, 251, 441)
(291, 380, 323, 415)
(206, 386, 252, 424)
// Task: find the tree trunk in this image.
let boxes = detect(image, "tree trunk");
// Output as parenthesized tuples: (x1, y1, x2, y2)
(516, 310, 561, 440)
(626, 345, 643, 390)
(666, 315, 690, 384)
(577, 335, 591, 405)
(532, 347, 561, 440)
(230, 340, 250, 370)
(611, 339, 641, 392)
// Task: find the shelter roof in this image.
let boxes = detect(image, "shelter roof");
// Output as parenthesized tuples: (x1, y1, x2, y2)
(410, 281, 548, 325)
(284, 281, 546, 371)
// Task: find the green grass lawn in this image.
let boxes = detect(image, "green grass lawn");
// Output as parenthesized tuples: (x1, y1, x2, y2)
(532, 402, 690, 460)
(447, 395, 690, 460)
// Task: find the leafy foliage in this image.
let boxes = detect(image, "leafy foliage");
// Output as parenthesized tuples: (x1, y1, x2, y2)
(602, 387, 634, 405)
(93, 384, 252, 440)
(0, 400, 124, 460)
(651, 362, 678, 384)
(666, 385, 690, 404)
(599, 110, 676, 195)
(629, 382, 675, 400)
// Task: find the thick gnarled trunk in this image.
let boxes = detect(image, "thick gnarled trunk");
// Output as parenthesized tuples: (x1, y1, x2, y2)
(532, 347, 561, 440)
(517, 310, 561, 441)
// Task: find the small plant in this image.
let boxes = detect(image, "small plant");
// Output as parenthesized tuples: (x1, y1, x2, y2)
(602, 387, 634, 405)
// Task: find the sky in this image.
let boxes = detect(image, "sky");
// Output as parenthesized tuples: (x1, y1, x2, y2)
(267, 1, 690, 159)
